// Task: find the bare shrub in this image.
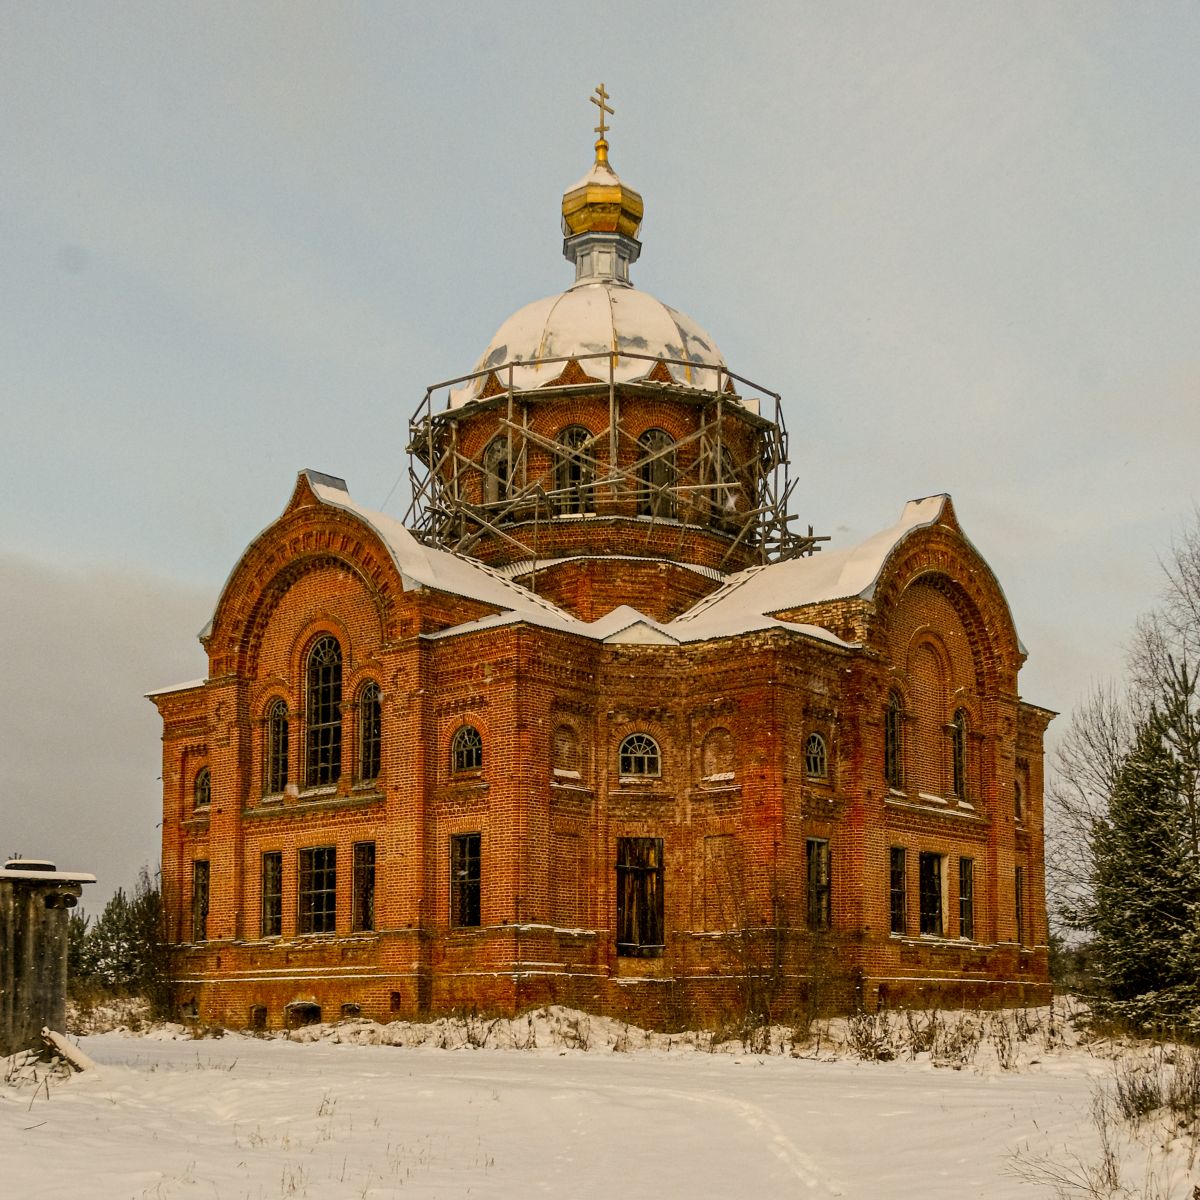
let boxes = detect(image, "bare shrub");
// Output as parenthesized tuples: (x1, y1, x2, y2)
(846, 1011, 895, 1062)
(1113, 1056, 1166, 1124)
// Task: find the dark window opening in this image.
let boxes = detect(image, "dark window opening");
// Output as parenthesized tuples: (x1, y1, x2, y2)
(885, 692, 904, 788)
(265, 700, 289, 795)
(889, 847, 906, 935)
(249, 1004, 267, 1031)
(358, 682, 381, 782)
(452, 725, 483, 772)
(619, 732, 660, 777)
(636, 429, 677, 518)
(193, 766, 211, 810)
(352, 841, 376, 933)
(959, 857, 975, 940)
(1014, 778, 1024, 823)
(950, 709, 967, 798)
(919, 852, 944, 936)
(1015, 865, 1026, 945)
(451, 833, 481, 927)
(305, 636, 342, 788)
(298, 846, 336, 935)
(555, 425, 594, 514)
(805, 733, 828, 779)
(616, 837, 664, 957)
(261, 851, 282, 938)
(191, 860, 210, 942)
(482, 436, 512, 507)
(287, 1002, 321, 1028)
(806, 839, 831, 930)
(340, 1002, 362, 1018)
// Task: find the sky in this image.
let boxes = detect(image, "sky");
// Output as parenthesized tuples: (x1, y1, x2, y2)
(2, 3, 1198, 908)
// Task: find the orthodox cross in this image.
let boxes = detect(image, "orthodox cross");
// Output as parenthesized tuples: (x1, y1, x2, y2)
(591, 83, 613, 141)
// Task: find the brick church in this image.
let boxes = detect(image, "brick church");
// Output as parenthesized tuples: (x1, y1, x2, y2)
(151, 92, 1051, 1029)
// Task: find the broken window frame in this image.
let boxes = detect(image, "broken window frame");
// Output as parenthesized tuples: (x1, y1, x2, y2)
(298, 845, 336, 935)
(481, 435, 512, 507)
(555, 425, 595, 515)
(889, 846, 907, 935)
(358, 681, 382, 783)
(450, 832, 481, 928)
(919, 851, 945, 936)
(805, 732, 828, 780)
(451, 725, 483, 773)
(616, 837, 664, 957)
(1015, 865, 1026, 945)
(806, 838, 831, 930)
(304, 635, 342, 788)
(959, 856, 974, 940)
(636, 428, 677, 519)
(191, 859, 210, 942)
(261, 850, 282, 938)
(950, 708, 967, 798)
(193, 766, 211, 810)
(619, 732, 661, 778)
(352, 841, 376, 933)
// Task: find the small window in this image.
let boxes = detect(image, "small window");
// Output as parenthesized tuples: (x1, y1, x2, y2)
(451, 725, 483, 773)
(261, 851, 282, 938)
(191, 860, 210, 942)
(265, 700, 288, 795)
(193, 766, 211, 810)
(555, 425, 594, 515)
(636, 428, 677, 519)
(950, 709, 967, 798)
(1015, 865, 1026, 945)
(805, 733, 828, 780)
(884, 692, 904, 788)
(806, 839, 831, 930)
(616, 837, 664, 957)
(619, 733, 661, 778)
(889, 847, 906, 935)
(305, 636, 342, 788)
(352, 841, 376, 933)
(919, 852, 944, 936)
(298, 846, 336, 935)
(959, 857, 975, 940)
(358, 682, 381, 782)
(249, 1004, 267, 1031)
(450, 833, 481, 927)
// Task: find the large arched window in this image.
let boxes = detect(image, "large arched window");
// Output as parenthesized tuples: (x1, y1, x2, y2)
(358, 681, 382, 782)
(265, 699, 289, 795)
(452, 725, 483, 772)
(619, 733, 661, 778)
(636, 429, 677, 518)
(482, 436, 512, 507)
(555, 425, 594, 514)
(305, 635, 342, 787)
(193, 766, 211, 810)
(884, 691, 904, 789)
(950, 709, 967, 798)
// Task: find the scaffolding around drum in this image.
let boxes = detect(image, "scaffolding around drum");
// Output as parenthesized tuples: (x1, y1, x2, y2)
(405, 349, 826, 568)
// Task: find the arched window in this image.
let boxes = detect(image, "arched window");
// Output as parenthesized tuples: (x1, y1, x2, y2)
(305, 635, 342, 787)
(358, 682, 381, 782)
(708, 447, 741, 531)
(619, 733, 661, 778)
(482, 436, 511, 507)
(950, 709, 967, 798)
(805, 733, 828, 780)
(555, 425, 594, 515)
(636, 429, 676, 518)
(193, 766, 211, 810)
(884, 691, 904, 789)
(265, 699, 289, 795)
(452, 725, 483, 772)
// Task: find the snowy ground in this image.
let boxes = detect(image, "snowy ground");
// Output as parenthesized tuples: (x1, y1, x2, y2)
(3, 1005, 1198, 1199)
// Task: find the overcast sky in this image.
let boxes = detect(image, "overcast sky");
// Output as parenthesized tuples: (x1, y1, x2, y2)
(2, 3, 1198, 909)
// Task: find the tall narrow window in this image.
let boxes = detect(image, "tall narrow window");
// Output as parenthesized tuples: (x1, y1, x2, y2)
(919, 852, 944, 936)
(885, 691, 904, 789)
(1015, 865, 1026, 945)
(305, 636, 342, 787)
(1014, 778, 1024, 823)
(193, 766, 211, 810)
(555, 425, 594, 514)
(358, 682, 381, 782)
(191, 860, 210, 942)
(352, 841, 376, 932)
(261, 851, 282, 938)
(805, 733, 828, 780)
(265, 700, 288, 795)
(451, 725, 483, 772)
(708, 447, 741, 531)
(298, 846, 336, 934)
(950, 709, 967, 798)
(450, 833, 481, 927)
(959, 857, 975, 940)
(619, 733, 661, 777)
(636, 429, 676, 518)
(482, 436, 511, 506)
(889, 847, 907, 935)
(616, 837, 664, 956)
(806, 838, 831, 930)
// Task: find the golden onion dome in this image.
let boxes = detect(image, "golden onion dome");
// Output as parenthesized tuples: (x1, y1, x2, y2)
(560, 140, 644, 240)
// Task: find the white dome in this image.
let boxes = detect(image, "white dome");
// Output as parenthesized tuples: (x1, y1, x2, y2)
(449, 280, 729, 408)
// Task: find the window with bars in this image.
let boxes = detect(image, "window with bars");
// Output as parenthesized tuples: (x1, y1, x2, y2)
(616, 837, 664, 957)
(950, 709, 967, 798)
(265, 700, 288, 795)
(191, 860, 210, 942)
(806, 838, 831, 930)
(352, 841, 376, 933)
(261, 851, 282, 938)
(305, 636, 342, 788)
(450, 833, 481, 928)
(358, 682, 381, 782)
(885, 692, 904, 788)
(619, 733, 660, 777)
(959, 857, 975, 940)
(805, 733, 828, 780)
(298, 846, 336, 934)
(889, 847, 907, 935)
(193, 766, 211, 810)
(919, 852, 944, 936)
(451, 725, 483, 773)
(555, 425, 594, 515)
(636, 428, 677, 519)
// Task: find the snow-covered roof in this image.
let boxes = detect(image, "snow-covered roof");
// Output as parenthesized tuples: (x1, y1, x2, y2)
(0, 866, 96, 884)
(448, 281, 732, 407)
(145, 678, 207, 698)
